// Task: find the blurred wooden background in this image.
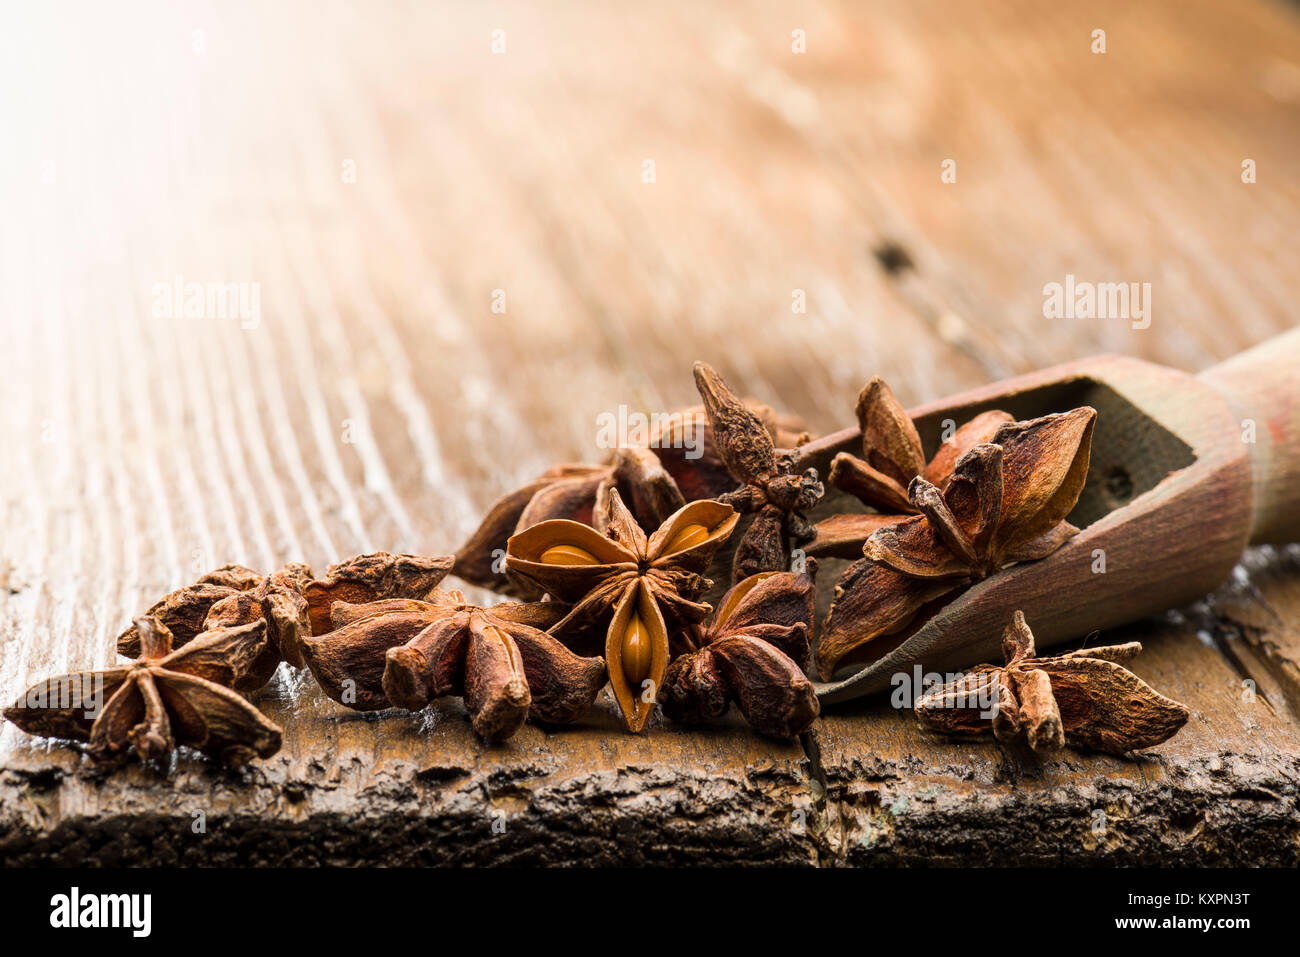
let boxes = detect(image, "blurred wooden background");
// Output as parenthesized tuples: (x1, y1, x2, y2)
(1, 0, 1298, 864)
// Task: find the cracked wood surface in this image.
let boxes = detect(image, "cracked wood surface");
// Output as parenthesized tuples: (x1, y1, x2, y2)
(2, 0, 1299, 865)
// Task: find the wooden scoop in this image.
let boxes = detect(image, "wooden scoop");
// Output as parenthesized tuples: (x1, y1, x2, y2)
(796, 327, 1300, 703)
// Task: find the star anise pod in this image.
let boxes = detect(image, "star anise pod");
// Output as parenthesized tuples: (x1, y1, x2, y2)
(661, 566, 820, 737)
(810, 377, 1012, 559)
(455, 454, 683, 599)
(298, 589, 606, 740)
(116, 553, 452, 691)
(915, 611, 1190, 755)
(454, 400, 806, 596)
(5, 618, 282, 765)
(300, 552, 455, 634)
(817, 407, 1096, 679)
(693, 362, 824, 582)
(381, 596, 606, 735)
(506, 489, 738, 732)
(453, 463, 609, 594)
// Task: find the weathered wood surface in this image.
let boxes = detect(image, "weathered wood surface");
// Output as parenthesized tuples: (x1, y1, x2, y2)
(2, 0, 1299, 865)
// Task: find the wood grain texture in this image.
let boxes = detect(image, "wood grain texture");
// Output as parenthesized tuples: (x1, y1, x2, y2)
(1, 0, 1298, 864)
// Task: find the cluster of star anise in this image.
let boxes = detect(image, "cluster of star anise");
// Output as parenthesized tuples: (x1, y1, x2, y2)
(504, 487, 820, 734)
(808, 377, 1097, 680)
(456, 362, 820, 591)
(6, 362, 1195, 765)
(3, 552, 458, 763)
(447, 360, 829, 735)
(290, 358, 832, 740)
(453, 364, 1106, 731)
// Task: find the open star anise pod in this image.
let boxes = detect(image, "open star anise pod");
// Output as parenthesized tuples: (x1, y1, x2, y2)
(661, 566, 820, 737)
(506, 488, 738, 732)
(455, 454, 682, 599)
(693, 362, 823, 582)
(454, 400, 806, 596)
(5, 618, 282, 765)
(117, 553, 452, 691)
(299, 589, 605, 740)
(818, 407, 1095, 679)
(810, 377, 1012, 559)
(915, 611, 1190, 755)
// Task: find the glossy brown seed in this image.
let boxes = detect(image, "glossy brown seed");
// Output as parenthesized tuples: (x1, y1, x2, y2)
(540, 544, 600, 566)
(662, 522, 709, 556)
(620, 612, 653, 687)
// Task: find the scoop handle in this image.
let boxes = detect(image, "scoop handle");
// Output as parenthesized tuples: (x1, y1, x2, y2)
(1199, 327, 1300, 544)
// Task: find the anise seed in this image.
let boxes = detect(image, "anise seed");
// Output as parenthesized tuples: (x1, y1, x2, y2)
(663, 522, 709, 554)
(540, 544, 600, 566)
(621, 613, 653, 685)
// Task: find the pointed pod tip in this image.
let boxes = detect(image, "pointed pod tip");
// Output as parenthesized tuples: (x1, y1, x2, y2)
(860, 375, 888, 397)
(625, 704, 654, 733)
(855, 376, 901, 418)
(691, 361, 733, 397)
(907, 474, 943, 503)
(947, 442, 1003, 484)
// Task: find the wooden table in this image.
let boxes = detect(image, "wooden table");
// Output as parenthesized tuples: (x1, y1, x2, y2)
(2, 0, 1298, 865)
